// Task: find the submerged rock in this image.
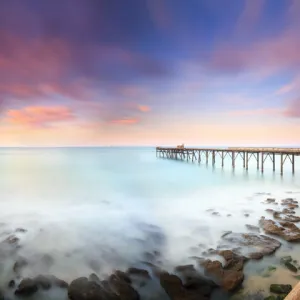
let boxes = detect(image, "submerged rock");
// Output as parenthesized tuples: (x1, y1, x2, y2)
(273, 211, 300, 223)
(260, 218, 300, 242)
(269, 284, 292, 294)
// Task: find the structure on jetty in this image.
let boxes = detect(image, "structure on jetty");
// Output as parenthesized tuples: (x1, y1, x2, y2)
(156, 146, 300, 175)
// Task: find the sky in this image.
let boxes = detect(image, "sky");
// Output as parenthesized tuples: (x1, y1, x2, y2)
(0, 0, 300, 146)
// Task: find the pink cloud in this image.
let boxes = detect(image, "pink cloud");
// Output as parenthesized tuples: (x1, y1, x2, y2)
(284, 98, 300, 118)
(137, 105, 151, 112)
(5, 106, 75, 127)
(0, 30, 70, 84)
(110, 118, 139, 125)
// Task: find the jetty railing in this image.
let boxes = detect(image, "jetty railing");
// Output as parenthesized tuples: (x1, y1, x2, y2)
(156, 147, 300, 175)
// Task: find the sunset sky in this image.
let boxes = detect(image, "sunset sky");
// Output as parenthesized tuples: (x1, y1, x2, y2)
(0, 0, 300, 146)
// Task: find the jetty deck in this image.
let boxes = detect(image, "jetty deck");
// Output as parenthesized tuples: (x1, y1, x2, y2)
(156, 147, 300, 175)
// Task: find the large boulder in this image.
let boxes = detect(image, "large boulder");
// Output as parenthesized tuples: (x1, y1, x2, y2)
(260, 218, 300, 242)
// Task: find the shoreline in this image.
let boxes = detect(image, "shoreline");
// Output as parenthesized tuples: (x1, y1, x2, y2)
(0, 196, 300, 299)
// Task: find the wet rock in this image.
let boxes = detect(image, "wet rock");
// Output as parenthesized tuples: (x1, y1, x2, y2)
(13, 257, 28, 274)
(127, 268, 150, 279)
(15, 278, 38, 296)
(218, 250, 247, 271)
(281, 256, 292, 264)
(68, 277, 113, 300)
(273, 211, 300, 223)
(260, 217, 300, 242)
(270, 284, 292, 294)
(266, 209, 275, 214)
(159, 272, 211, 300)
(109, 273, 140, 300)
(114, 270, 132, 284)
(222, 232, 281, 257)
(266, 198, 276, 203)
(227, 214, 232, 217)
(200, 259, 243, 291)
(244, 214, 249, 217)
(245, 225, 260, 233)
(284, 261, 298, 273)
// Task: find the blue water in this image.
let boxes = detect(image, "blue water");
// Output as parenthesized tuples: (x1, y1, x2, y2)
(0, 147, 299, 298)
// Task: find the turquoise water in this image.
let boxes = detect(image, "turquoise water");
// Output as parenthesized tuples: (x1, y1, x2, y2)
(0, 147, 299, 298)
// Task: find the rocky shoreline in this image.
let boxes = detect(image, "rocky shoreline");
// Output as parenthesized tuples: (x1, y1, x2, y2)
(0, 197, 300, 300)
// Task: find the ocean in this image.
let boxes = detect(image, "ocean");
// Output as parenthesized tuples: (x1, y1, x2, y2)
(0, 147, 299, 299)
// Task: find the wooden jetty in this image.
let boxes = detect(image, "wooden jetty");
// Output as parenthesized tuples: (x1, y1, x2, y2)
(156, 146, 300, 175)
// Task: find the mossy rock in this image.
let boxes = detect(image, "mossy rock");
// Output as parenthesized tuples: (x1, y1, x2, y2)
(285, 261, 298, 273)
(270, 284, 292, 294)
(281, 256, 292, 264)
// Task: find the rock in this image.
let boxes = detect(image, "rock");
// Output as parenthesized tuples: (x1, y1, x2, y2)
(127, 268, 150, 279)
(273, 211, 300, 222)
(248, 252, 264, 260)
(266, 198, 276, 203)
(15, 228, 27, 233)
(13, 257, 28, 274)
(109, 273, 140, 300)
(52, 276, 68, 288)
(5, 235, 19, 245)
(159, 272, 211, 300)
(89, 273, 101, 284)
(8, 280, 15, 288)
(260, 217, 300, 242)
(222, 232, 281, 257)
(227, 214, 232, 217)
(212, 212, 220, 216)
(68, 277, 115, 300)
(266, 209, 275, 213)
(245, 225, 260, 233)
(270, 284, 292, 294)
(285, 261, 298, 273)
(200, 259, 244, 291)
(114, 270, 132, 284)
(244, 214, 249, 217)
(34, 275, 52, 290)
(281, 256, 292, 263)
(218, 250, 247, 271)
(15, 278, 38, 296)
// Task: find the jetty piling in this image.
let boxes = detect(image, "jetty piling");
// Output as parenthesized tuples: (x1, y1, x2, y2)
(156, 147, 300, 175)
